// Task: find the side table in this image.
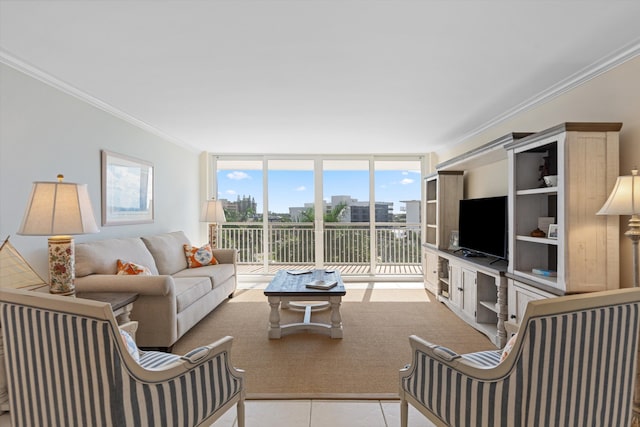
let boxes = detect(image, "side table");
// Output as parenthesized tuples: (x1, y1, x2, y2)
(76, 292, 139, 339)
(76, 291, 138, 323)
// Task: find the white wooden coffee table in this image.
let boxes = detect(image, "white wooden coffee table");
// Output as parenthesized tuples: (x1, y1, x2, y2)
(264, 269, 346, 339)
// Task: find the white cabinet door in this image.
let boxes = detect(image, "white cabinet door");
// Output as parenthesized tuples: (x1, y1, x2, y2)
(507, 279, 555, 324)
(424, 250, 439, 295)
(461, 268, 476, 319)
(449, 262, 462, 309)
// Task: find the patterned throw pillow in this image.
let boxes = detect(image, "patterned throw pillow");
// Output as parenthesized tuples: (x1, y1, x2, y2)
(117, 259, 152, 276)
(500, 333, 518, 363)
(183, 244, 219, 268)
(119, 329, 140, 362)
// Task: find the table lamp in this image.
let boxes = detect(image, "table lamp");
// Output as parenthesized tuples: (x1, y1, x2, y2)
(597, 168, 640, 288)
(17, 174, 100, 295)
(597, 168, 640, 427)
(200, 199, 226, 248)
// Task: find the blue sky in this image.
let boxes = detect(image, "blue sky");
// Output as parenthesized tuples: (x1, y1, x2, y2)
(217, 168, 420, 214)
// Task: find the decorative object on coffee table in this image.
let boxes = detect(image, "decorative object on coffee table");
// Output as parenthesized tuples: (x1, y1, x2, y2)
(17, 174, 99, 295)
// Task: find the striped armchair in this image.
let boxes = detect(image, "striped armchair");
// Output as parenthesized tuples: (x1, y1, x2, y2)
(0, 288, 245, 427)
(399, 288, 640, 427)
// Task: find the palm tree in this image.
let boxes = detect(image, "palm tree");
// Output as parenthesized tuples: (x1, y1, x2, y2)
(299, 202, 348, 223)
(325, 202, 347, 222)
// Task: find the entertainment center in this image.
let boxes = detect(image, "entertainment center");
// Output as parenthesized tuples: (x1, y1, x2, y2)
(424, 123, 621, 348)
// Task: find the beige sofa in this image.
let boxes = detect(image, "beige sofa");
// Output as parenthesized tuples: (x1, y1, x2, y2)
(74, 231, 237, 350)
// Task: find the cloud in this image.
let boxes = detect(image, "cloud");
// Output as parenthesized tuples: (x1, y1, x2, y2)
(226, 190, 236, 195)
(227, 171, 250, 180)
(295, 186, 306, 191)
(400, 178, 414, 185)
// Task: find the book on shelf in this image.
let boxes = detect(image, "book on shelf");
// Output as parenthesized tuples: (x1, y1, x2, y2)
(305, 280, 338, 290)
(532, 268, 557, 277)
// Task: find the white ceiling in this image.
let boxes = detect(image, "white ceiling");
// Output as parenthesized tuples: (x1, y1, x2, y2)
(2, 1, 640, 155)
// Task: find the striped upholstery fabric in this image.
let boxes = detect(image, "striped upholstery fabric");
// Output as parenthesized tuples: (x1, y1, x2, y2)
(400, 289, 640, 427)
(460, 350, 502, 367)
(0, 291, 244, 427)
(138, 350, 182, 368)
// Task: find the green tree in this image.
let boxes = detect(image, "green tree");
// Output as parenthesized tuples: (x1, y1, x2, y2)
(325, 202, 347, 222)
(299, 202, 348, 223)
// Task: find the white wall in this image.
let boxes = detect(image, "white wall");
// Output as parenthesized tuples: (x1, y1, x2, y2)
(0, 63, 204, 279)
(436, 55, 640, 287)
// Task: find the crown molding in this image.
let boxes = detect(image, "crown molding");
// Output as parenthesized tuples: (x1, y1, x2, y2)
(0, 50, 199, 153)
(449, 37, 640, 150)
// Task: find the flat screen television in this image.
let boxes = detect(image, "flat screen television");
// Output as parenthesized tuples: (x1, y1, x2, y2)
(458, 196, 508, 259)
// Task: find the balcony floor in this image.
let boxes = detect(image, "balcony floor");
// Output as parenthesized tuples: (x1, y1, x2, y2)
(237, 263, 423, 277)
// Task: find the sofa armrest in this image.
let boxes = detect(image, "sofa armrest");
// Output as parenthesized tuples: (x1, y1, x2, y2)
(212, 248, 238, 266)
(74, 274, 174, 296)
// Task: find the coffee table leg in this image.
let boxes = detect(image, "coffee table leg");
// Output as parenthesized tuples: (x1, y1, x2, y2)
(329, 296, 343, 339)
(268, 296, 282, 339)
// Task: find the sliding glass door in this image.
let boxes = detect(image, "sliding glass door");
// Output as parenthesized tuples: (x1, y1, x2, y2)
(323, 159, 371, 274)
(211, 155, 425, 277)
(267, 159, 316, 269)
(374, 160, 423, 275)
(214, 158, 264, 273)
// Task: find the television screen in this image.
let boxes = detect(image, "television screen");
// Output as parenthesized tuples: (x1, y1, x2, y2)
(458, 196, 508, 259)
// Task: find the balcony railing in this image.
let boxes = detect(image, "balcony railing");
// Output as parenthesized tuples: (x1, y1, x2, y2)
(218, 222, 423, 275)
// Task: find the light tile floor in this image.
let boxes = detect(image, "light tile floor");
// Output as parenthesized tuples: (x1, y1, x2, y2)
(0, 400, 435, 426)
(211, 399, 436, 427)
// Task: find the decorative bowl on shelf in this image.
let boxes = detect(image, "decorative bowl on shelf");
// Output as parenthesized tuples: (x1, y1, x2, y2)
(530, 228, 546, 238)
(543, 175, 558, 187)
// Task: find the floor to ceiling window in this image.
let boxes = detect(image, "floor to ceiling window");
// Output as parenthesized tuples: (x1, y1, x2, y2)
(374, 160, 423, 275)
(323, 159, 371, 274)
(267, 159, 316, 269)
(211, 155, 425, 278)
(214, 158, 264, 272)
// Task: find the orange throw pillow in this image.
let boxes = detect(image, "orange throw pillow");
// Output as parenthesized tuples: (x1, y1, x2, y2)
(117, 260, 152, 276)
(183, 244, 219, 268)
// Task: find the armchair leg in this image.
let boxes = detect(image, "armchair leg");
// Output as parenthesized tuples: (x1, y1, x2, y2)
(237, 399, 245, 427)
(400, 398, 408, 427)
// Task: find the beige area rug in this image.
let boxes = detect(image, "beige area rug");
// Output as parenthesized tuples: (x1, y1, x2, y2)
(172, 287, 495, 398)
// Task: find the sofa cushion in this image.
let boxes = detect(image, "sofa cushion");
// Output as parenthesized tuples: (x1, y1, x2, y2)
(76, 237, 159, 277)
(173, 276, 213, 313)
(142, 231, 190, 275)
(173, 263, 235, 289)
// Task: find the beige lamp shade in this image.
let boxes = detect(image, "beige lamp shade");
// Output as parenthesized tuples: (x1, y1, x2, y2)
(16, 176, 99, 295)
(597, 170, 640, 216)
(18, 179, 100, 236)
(200, 199, 227, 223)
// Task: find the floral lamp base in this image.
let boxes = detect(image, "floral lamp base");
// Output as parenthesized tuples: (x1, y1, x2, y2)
(48, 236, 75, 295)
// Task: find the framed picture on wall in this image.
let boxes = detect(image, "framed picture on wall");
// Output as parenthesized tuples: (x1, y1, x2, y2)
(101, 150, 154, 225)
